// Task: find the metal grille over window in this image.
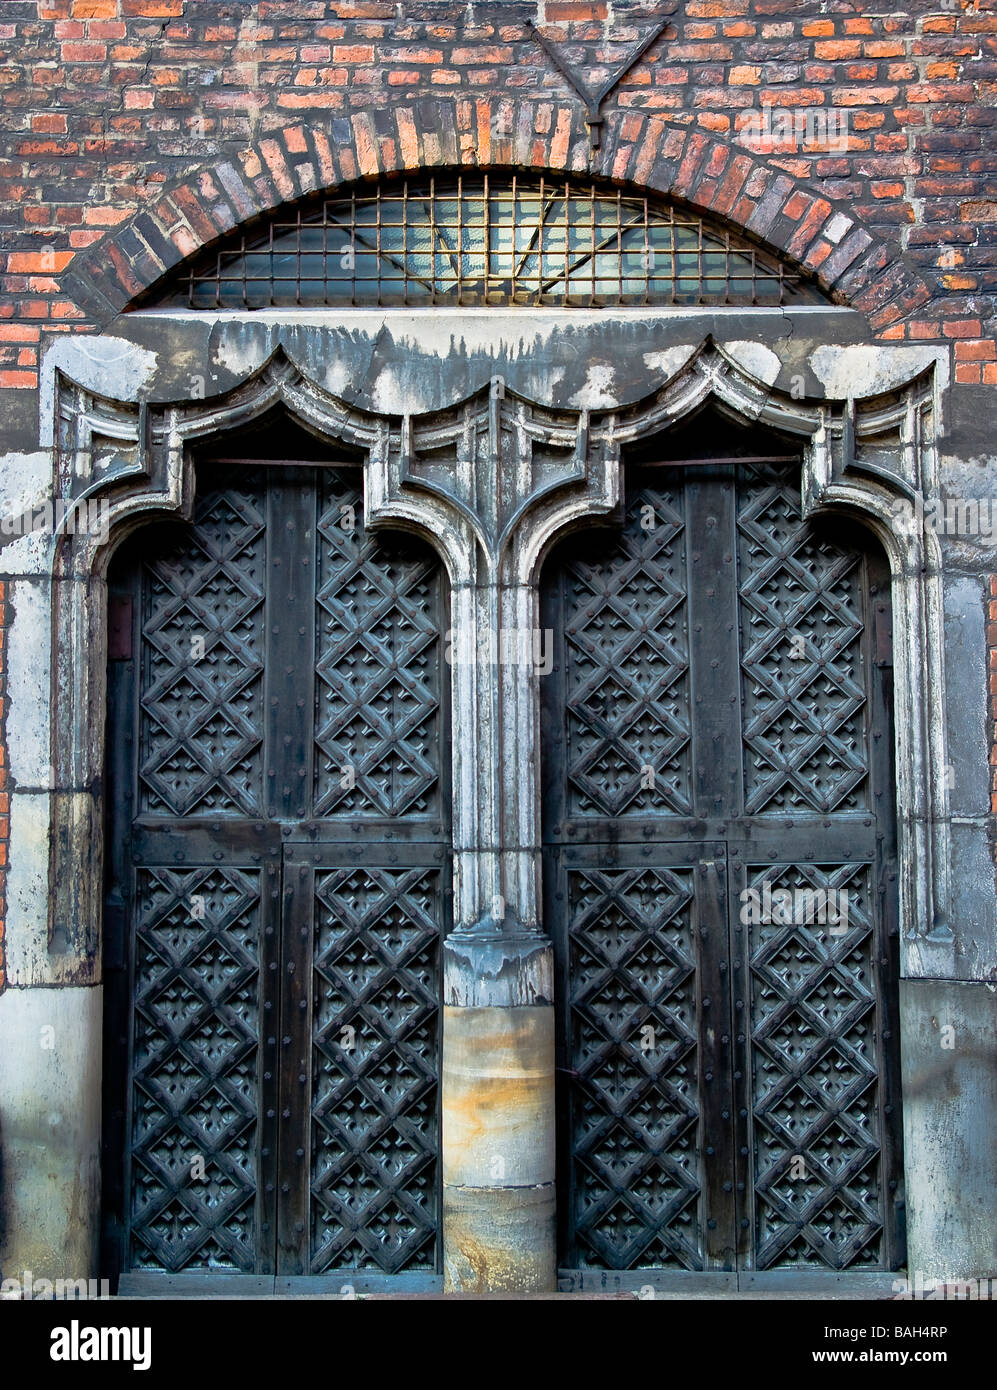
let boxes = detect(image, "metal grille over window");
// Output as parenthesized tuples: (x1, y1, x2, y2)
(154, 175, 827, 310)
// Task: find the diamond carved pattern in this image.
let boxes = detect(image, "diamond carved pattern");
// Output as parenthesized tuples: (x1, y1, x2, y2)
(129, 868, 262, 1272)
(547, 457, 899, 1276)
(566, 866, 702, 1269)
(313, 472, 442, 819)
(118, 464, 448, 1282)
(309, 867, 440, 1273)
(138, 470, 266, 816)
(746, 863, 886, 1269)
(562, 482, 691, 817)
(737, 463, 869, 815)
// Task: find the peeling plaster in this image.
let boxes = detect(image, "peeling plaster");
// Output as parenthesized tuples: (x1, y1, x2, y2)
(0, 526, 52, 578)
(0, 450, 50, 512)
(808, 344, 948, 399)
(323, 356, 356, 399)
(568, 363, 617, 408)
(6, 578, 52, 789)
(5, 792, 53, 986)
(722, 340, 782, 387)
(39, 336, 158, 443)
(0, 985, 102, 1281)
(367, 359, 427, 416)
(44, 309, 879, 421)
(641, 344, 699, 382)
(0, 451, 57, 576)
(210, 327, 270, 381)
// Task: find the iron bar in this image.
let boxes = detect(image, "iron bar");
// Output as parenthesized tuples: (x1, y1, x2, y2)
(168, 176, 820, 311)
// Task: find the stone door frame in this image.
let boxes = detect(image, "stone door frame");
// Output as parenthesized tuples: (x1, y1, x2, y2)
(35, 328, 951, 1288)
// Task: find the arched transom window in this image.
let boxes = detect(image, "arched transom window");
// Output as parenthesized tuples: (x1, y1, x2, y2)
(149, 173, 827, 311)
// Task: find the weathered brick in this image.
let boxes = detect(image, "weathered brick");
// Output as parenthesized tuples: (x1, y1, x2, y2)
(943, 318, 984, 338)
(333, 45, 375, 63)
(7, 250, 73, 273)
(815, 40, 862, 59)
(0, 8, 987, 358)
(955, 340, 997, 361)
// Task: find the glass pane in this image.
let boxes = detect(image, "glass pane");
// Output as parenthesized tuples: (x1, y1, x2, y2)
(153, 176, 822, 309)
(298, 226, 326, 252)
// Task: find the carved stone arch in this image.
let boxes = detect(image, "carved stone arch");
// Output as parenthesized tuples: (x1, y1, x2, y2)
(60, 98, 933, 333)
(46, 345, 609, 963)
(46, 348, 415, 975)
(48, 337, 952, 988)
(41, 327, 954, 1293)
(557, 341, 952, 978)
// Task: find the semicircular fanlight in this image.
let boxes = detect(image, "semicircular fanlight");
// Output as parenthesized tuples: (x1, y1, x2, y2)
(145, 173, 828, 311)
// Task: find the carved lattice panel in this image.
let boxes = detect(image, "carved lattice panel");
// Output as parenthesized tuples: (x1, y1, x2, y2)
(313, 472, 443, 819)
(744, 863, 888, 1269)
(544, 450, 902, 1280)
(129, 866, 271, 1272)
(138, 468, 266, 817)
(560, 479, 692, 818)
(308, 866, 441, 1273)
(562, 864, 704, 1269)
(109, 462, 449, 1287)
(737, 463, 869, 815)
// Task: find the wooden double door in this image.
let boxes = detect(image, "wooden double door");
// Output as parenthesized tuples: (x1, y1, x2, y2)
(103, 446, 905, 1291)
(103, 463, 450, 1289)
(540, 456, 906, 1284)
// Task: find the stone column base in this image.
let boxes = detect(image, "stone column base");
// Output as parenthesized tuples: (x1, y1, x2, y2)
(441, 934, 556, 1293)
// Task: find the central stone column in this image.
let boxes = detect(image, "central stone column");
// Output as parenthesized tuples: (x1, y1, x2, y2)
(441, 572, 556, 1292)
(366, 378, 619, 1293)
(442, 936, 555, 1291)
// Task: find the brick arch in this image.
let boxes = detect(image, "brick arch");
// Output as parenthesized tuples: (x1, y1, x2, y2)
(63, 96, 932, 334)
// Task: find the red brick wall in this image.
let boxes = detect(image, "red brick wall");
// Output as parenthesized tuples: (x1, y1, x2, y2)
(0, 0, 996, 386)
